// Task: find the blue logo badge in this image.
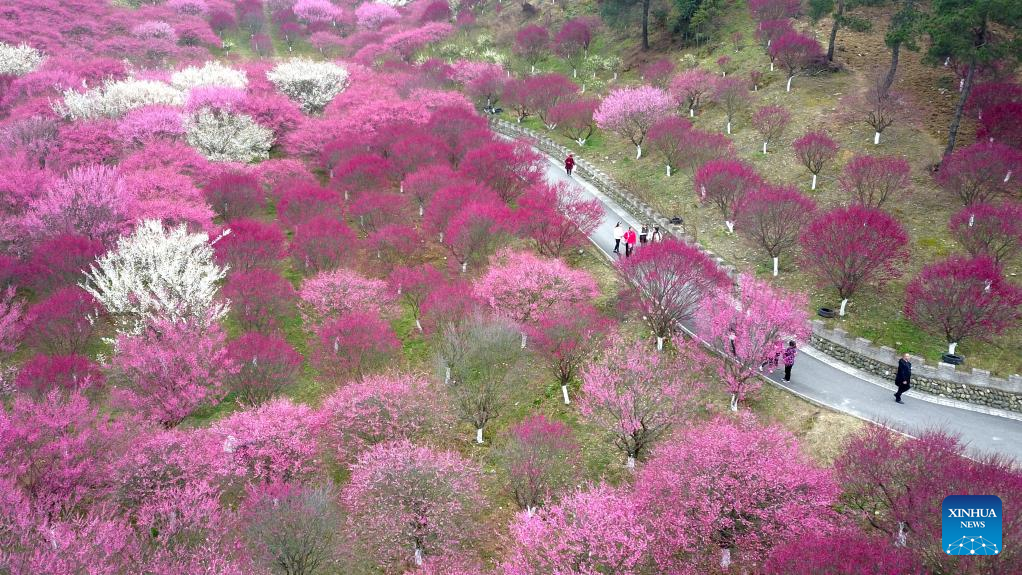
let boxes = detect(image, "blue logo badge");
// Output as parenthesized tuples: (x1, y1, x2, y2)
(942, 495, 1002, 556)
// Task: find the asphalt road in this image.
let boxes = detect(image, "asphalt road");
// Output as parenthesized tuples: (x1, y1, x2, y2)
(539, 153, 1022, 463)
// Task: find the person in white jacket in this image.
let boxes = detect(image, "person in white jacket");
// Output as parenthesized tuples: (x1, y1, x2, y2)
(612, 222, 624, 254)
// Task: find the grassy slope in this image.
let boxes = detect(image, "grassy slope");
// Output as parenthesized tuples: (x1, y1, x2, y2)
(452, 2, 1022, 376)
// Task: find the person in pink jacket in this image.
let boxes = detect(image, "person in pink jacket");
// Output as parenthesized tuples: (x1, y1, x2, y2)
(624, 227, 637, 257)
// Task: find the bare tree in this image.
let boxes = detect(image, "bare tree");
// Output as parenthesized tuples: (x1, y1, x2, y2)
(242, 482, 343, 575)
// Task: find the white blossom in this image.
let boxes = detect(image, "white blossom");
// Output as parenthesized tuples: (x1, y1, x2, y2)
(185, 108, 273, 163)
(266, 58, 349, 114)
(170, 61, 249, 91)
(81, 219, 230, 334)
(0, 42, 45, 77)
(53, 79, 184, 121)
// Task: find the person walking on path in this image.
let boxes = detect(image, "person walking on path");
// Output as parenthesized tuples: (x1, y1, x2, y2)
(894, 353, 912, 403)
(782, 341, 797, 381)
(651, 226, 662, 243)
(612, 222, 623, 253)
(639, 224, 649, 245)
(565, 154, 575, 176)
(624, 227, 637, 257)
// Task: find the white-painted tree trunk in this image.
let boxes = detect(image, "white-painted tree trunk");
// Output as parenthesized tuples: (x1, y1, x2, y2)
(520, 332, 527, 349)
(445, 366, 451, 385)
(726, 121, 732, 135)
(545, 122, 556, 130)
(419, 204, 424, 217)
(580, 84, 586, 93)
(839, 298, 848, 316)
(561, 385, 570, 405)
(786, 76, 793, 92)
(772, 256, 779, 276)
(811, 174, 817, 190)
(530, 64, 535, 74)
(874, 131, 881, 145)
(721, 71, 726, 77)
(949, 342, 958, 354)
(666, 165, 671, 177)
(721, 548, 732, 570)
(460, 261, 467, 273)
(414, 547, 424, 566)
(689, 108, 695, 117)
(725, 220, 735, 234)
(572, 68, 577, 78)
(626, 456, 636, 469)
(576, 137, 587, 145)
(438, 231, 444, 243)
(762, 141, 768, 154)
(400, 182, 404, 194)
(415, 318, 423, 332)
(730, 393, 739, 411)
(657, 336, 665, 351)
(526, 506, 535, 517)
(959, 78, 965, 91)
(770, 61, 774, 71)
(613, 72, 618, 81)
(969, 214, 975, 226)
(895, 522, 907, 547)
(635, 144, 642, 159)
(1005, 170, 1012, 183)
(944, 57, 950, 67)
(476, 428, 484, 444)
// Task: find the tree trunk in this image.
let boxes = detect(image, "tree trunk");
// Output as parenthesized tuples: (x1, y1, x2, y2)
(944, 59, 976, 158)
(948, 342, 958, 354)
(811, 174, 818, 190)
(626, 456, 636, 469)
(635, 144, 642, 159)
(476, 428, 484, 444)
(656, 336, 664, 350)
(772, 256, 779, 276)
(882, 41, 901, 97)
(641, 0, 650, 50)
(721, 548, 732, 570)
(561, 385, 570, 404)
(520, 332, 527, 349)
(729, 393, 739, 411)
(826, 0, 845, 62)
(762, 141, 768, 154)
(415, 318, 423, 332)
(839, 298, 848, 316)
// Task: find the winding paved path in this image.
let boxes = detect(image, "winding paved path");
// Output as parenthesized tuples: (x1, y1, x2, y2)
(536, 152, 1022, 462)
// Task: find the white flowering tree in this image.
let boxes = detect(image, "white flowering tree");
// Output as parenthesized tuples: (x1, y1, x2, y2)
(0, 42, 45, 76)
(185, 108, 273, 162)
(81, 220, 230, 334)
(266, 58, 349, 114)
(54, 79, 184, 120)
(170, 61, 249, 90)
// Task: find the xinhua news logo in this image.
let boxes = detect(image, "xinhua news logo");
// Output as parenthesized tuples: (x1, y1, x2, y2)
(942, 495, 1003, 556)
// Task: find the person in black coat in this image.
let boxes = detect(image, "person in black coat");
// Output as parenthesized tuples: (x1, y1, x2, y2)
(894, 353, 912, 403)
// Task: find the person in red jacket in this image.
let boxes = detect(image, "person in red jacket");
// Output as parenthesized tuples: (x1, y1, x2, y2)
(624, 226, 637, 257)
(565, 154, 575, 176)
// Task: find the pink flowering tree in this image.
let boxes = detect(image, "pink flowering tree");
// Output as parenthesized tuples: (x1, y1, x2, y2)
(694, 158, 762, 233)
(21, 164, 131, 244)
(770, 30, 823, 92)
(904, 256, 1022, 356)
(514, 25, 550, 74)
(443, 200, 513, 274)
(311, 311, 400, 379)
(936, 141, 1022, 205)
(949, 202, 1022, 265)
(579, 336, 704, 467)
(355, 2, 399, 30)
(616, 239, 730, 350)
(420, 278, 478, 335)
(473, 249, 600, 347)
(502, 484, 651, 575)
(23, 234, 104, 295)
(342, 440, 484, 570)
(299, 267, 395, 326)
(548, 98, 599, 145)
(527, 303, 610, 404)
(460, 140, 543, 204)
(669, 68, 716, 118)
(516, 183, 603, 258)
(215, 219, 286, 271)
(594, 86, 675, 159)
(839, 154, 912, 208)
(748, 0, 801, 21)
(222, 269, 297, 333)
(793, 131, 839, 190)
(22, 287, 99, 355)
(764, 530, 926, 575)
(316, 373, 441, 466)
(698, 273, 810, 411)
(635, 417, 839, 572)
(713, 76, 750, 135)
(554, 18, 595, 78)
(735, 184, 817, 276)
(14, 353, 104, 397)
(290, 216, 358, 274)
(647, 116, 692, 176)
(678, 128, 735, 175)
(979, 101, 1022, 149)
(389, 264, 444, 332)
(110, 315, 238, 427)
(801, 205, 910, 316)
(751, 104, 790, 154)
(210, 399, 320, 485)
(226, 333, 302, 404)
(641, 59, 675, 88)
(835, 427, 1022, 572)
(0, 391, 124, 516)
(437, 314, 525, 444)
(498, 415, 581, 514)
(203, 171, 265, 221)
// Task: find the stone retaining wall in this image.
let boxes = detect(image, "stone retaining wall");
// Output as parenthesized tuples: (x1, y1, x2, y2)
(491, 117, 1022, 414)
